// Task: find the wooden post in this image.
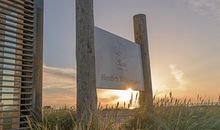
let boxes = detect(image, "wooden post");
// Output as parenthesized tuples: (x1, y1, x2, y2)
(33, 0, 44, 121)
(76, 0, 97, 121)
(133, 14, 153, 111)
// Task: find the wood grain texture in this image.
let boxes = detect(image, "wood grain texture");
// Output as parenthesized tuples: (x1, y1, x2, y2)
(76, 0, 97, 121)
(33, 0, 44, 121)
(133, 14, 153, 111)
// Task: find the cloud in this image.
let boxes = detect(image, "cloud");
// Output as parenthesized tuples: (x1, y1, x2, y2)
(43, 64, 76, 89)
(98, 95, 120, 105)
(169, 64, 188, 88)
(97, 89, 121, 105)
(43, 92, 76, 107)
(43, 65, 76, 106)
(184, 0, 220, 21)
(42, 65, 121, 107)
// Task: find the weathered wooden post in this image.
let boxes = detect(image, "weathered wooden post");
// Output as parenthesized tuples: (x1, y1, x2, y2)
(76, 0, 97, 121)
(33, 0, 44, 121)
(133, 14, 153, 111)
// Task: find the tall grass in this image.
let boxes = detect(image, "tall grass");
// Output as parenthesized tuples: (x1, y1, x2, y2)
(123, 93, 220, 130)
(28, 94, 220, 130)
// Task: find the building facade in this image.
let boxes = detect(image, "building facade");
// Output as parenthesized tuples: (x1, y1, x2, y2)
(0, 0, 43, 129)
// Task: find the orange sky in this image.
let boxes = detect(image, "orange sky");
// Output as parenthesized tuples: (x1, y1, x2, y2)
(43, 65, 220, 107)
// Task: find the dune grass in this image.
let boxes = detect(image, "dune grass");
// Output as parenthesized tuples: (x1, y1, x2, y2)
(29, 94, 220, 130)
(123, 94, 220, 130)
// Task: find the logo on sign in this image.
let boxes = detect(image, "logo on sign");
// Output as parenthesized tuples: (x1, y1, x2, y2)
(113, 41, 127, 72)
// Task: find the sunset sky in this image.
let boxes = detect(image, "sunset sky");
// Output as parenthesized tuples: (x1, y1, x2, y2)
(43, 0, 220, 107)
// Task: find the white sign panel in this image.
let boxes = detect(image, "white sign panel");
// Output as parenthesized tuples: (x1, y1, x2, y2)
(95, 27, 144, 91)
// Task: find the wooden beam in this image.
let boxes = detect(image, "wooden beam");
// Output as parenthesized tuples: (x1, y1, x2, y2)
(133, 14, 153, 111)
(76, 0, 97, 121)
(33, 0, 44, 121)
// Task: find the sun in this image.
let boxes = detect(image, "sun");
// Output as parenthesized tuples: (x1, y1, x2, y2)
(112, 88, 139, 107)
(97, 88, 140, 108)
(116, 88, 133, 102)
(127, 88, 133, 93)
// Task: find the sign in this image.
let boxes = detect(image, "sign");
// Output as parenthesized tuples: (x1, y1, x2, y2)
(95, 27, 144, 91)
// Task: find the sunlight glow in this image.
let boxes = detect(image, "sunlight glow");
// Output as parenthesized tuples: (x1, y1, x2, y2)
(127, 88, 133, 93)
(97, 88, 140, 108)
(113, 88, 139, 108)
(116, 88, 133, 102)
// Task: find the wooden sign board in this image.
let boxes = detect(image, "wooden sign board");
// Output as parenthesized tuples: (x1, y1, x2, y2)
(95, 27, 144, 91)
